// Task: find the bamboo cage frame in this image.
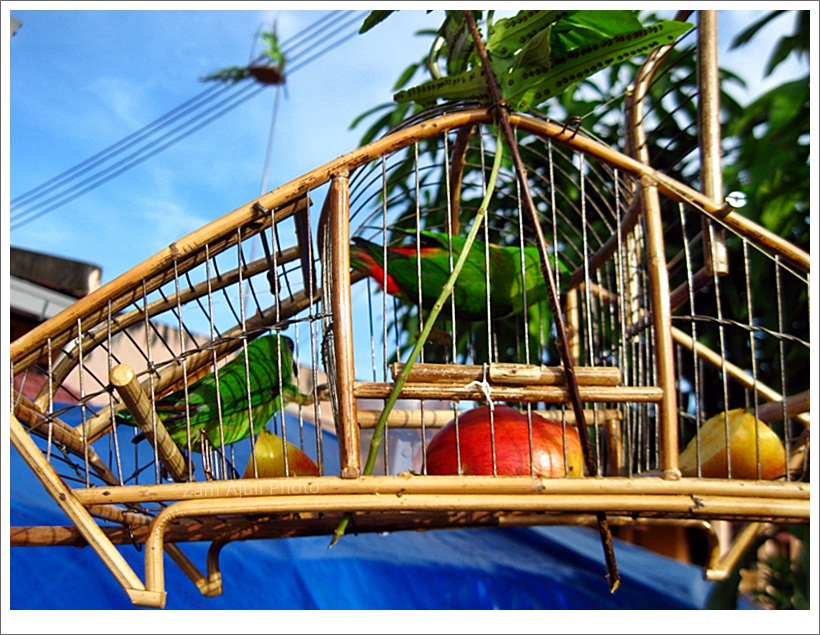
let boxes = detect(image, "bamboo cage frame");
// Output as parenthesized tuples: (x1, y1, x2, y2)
(9, 14, 811, 608)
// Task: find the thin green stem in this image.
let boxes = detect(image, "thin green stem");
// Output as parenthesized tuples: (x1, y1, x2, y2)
(329, 126, 505, 547)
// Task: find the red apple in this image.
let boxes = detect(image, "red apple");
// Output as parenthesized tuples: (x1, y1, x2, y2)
(424, 405, 584, 477)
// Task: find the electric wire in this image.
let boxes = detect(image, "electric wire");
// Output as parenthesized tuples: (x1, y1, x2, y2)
(10, 10, 369, 231)
(10, 10, 350, 212)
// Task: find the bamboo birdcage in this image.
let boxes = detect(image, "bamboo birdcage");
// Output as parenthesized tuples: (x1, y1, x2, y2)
(9, 12, 810, 608)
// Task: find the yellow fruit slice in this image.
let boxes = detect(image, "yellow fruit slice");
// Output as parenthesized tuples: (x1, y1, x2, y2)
(679, 408, 786, 479)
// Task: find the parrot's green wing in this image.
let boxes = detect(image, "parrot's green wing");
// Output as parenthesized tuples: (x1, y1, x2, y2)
(117, 334, 302, 452)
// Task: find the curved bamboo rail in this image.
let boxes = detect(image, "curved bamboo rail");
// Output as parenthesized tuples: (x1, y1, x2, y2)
(72, 474, 809, 506)
(11, 110, 809, 373)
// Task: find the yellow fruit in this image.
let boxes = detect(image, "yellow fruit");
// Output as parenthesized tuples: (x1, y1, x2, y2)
(679, 408, 786, 480)
(243, 428, 319, 478)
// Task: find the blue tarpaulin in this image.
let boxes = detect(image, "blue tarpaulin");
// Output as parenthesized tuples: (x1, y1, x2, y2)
(9, 408, 730, 610)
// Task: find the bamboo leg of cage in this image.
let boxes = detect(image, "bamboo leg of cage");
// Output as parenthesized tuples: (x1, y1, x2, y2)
(327, 171, 360, 478)
(10, 412, 162, 608)
(163, 542, 223, 597)
(110, 363, 191, 482)
(639, 176, 680, 478)
(703, 521, 772, 582)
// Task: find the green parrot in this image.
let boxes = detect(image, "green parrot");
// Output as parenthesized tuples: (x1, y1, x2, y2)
(350, 229, 564, 322)
(117, 334, 307, 453)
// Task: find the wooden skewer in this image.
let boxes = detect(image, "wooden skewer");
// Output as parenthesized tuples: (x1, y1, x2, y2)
(672, 327, 811, 428)
(754, 390, 810, 425)
(110, 363, 190, 483)
(13, 395, 120, 486)
(391, 362, 622, 386)
(354, 381, 662, 404)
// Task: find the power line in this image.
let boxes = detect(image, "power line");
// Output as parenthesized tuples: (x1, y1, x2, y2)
(11, 83, 267, 232)
(10, 10, 369, 231)
(9, 82, 238, 210)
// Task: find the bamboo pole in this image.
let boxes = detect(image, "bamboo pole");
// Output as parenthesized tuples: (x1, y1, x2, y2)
(623, 26, 682, 479)
(697, 10, 730, 277)
(565, 287, 581, 362)
(447, 124, 474, 235)
(13, 395, 120, 486)
(10, 413, 162, 608)
(391, 362, 622, 386)
(638, 173, 680, 478)
(164, 542, 223, 597)
(326, 172, 360, 478)
(87, 504, 153, 526)
(110, 363, 190, 482)
(703, 521, 772, 582)
(755, 390, 810, 425)
(353, 381, 662, 404)
(141, 494, 808, 530)
(356, 408, 458, 429)
(11, 510, 508, 547)
(73, 474, 809, 506)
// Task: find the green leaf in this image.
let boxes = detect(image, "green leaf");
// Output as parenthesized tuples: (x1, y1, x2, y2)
(393, 62, 422, 91)
(260, 30, 285, 65)
(394, 65, 491, 105)
(765, 35, 798, 76)
(201, 66, 252, 83)
(348, 102, 394, 130)
(503, 20, 694, 110)
(360, 10, 395, 34)
(395, 13, 692, 112)
(729, 10, 786, 49)
(516, 27, 552, 69)
(486, 10, 575, 57)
